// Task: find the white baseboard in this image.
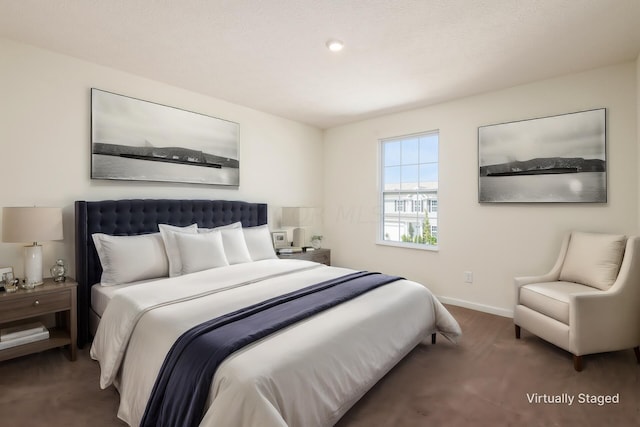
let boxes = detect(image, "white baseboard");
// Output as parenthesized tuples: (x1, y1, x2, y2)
(437, 295, 514, 318)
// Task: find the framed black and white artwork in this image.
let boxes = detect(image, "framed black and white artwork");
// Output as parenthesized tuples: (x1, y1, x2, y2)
(478, 108, 606, 203)
(271, 231, 288, 249)
(91, 88, 240, 186)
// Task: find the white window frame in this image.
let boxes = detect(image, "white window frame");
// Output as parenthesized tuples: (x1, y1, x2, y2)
(377, 130, 439, 251)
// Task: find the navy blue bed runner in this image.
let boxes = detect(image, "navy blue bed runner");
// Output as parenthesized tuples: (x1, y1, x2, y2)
(141, 271, 402, 427)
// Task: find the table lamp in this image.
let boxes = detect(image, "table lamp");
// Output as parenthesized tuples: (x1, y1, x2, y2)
(281, 207, 317, 248)
(2, 207, 63, 287)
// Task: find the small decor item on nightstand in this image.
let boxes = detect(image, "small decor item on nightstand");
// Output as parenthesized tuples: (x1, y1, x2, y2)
(271, 231, 289, 249)
(2, 206, 64, 287)
(50, 259, 67, 283)
(311, 235, 323, 249)
(1, 268, 19, 293)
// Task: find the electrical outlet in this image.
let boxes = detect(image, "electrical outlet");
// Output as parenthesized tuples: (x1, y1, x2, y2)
(464, 271, 473, 283)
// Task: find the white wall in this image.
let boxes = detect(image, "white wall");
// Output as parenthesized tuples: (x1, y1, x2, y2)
(637, 54, 640, 229)
(0, 38, 323, 278)
(2, 37, 636, 316)
(324, 62, 638, 316)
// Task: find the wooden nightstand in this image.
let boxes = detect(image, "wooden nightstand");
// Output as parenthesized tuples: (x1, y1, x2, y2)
(277, 248, 331, 266)
(0, 278, 77, 362)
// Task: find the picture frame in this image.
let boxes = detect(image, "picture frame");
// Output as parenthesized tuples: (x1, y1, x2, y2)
(0, 266, 16, 291)
(478, 108, 606, 203)
(0, 266, 13, 281)
(91, 88, 240, 186)
(271, 231, 289, 249)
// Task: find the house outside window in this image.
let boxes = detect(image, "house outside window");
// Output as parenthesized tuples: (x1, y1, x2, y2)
(379, 131, 438, 249)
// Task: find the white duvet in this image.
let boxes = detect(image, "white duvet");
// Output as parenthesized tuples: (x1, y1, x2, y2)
(91, 259, 461, 427)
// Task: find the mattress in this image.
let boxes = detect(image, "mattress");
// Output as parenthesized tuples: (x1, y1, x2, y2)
(91, 278, 164, 317)
(91, 259, 461, 427)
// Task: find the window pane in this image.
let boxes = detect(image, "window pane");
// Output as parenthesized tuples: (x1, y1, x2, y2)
(400, 164, 419, 190)
(420, 135, 438, 163)
(382, 193, 400, 242)
(401, 138, 419, 165)
(419, 163, 438, 183)
(384, 141, 401, 166)
(383, 193, 400, 211)
(384, 166, 401, 191)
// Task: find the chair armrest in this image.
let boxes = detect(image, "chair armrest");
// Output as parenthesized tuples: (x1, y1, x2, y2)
(570, 236, 640, 354)
(513, 234, 570, 308)
(570, 290, 640, 355)
(514, 234, 571, 289)
(514, 274, 557, 287)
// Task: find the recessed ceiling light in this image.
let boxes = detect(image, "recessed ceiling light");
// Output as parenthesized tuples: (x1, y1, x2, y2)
(326, 39, 344, 52)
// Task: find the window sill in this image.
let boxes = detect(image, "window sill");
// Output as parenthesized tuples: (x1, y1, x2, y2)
(376, 240, 439, 252)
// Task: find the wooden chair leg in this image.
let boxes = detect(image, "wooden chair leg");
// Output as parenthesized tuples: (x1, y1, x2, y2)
(573, 355, 583, 372)
(515, 325, 521, 339)
(431, 333, 436, 344)
(634, 346, 640, 364)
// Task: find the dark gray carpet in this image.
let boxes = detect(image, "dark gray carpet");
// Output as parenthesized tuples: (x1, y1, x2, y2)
(1, 305, 637, 426)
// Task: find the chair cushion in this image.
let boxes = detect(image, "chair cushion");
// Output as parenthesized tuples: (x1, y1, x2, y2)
(559, 232, 626, 290)
(519, 281, 598, 325)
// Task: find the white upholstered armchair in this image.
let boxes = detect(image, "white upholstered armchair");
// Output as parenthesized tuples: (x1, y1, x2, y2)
(514, 232, 640, 371)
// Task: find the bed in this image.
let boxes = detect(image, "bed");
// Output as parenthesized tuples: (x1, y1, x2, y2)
(76, 199, 461, 427)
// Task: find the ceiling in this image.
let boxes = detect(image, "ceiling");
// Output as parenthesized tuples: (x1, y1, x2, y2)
(1, 1, 639, 129)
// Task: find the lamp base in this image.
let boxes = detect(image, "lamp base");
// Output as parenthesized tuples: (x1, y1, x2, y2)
(24, 244, 44, 287)
(292, 228, 306, 248)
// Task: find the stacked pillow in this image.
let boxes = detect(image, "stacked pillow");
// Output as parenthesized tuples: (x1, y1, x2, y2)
(197, 223, 252, 266)
(172, 230, 229, 275)
(92, 232, 170, 286)
(92, 222, 278, 286)
(158, 224, 199, 277)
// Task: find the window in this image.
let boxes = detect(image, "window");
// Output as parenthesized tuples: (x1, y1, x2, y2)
(379, 131, 438, 248)
(411, 200, 423, 213)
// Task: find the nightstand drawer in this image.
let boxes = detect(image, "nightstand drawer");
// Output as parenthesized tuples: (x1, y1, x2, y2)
(0, 289, 71, 323)
(277, 248, 331, 266)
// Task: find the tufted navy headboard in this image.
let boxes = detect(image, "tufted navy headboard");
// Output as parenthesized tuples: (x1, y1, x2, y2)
(74, 199, 268, 348)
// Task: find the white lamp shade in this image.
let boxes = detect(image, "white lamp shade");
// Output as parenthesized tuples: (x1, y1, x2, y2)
(2, 207, 64, 243)
(281, 207, 318, 227)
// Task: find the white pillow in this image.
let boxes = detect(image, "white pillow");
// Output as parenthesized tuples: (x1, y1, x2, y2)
(92, 233, 169, 286)
(159, 223, 199, 277)
(559, 232, 626, 290)
(199, 222, 252, 264)
(243, 225, 278, 261)
(174, 231, 229, 275)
